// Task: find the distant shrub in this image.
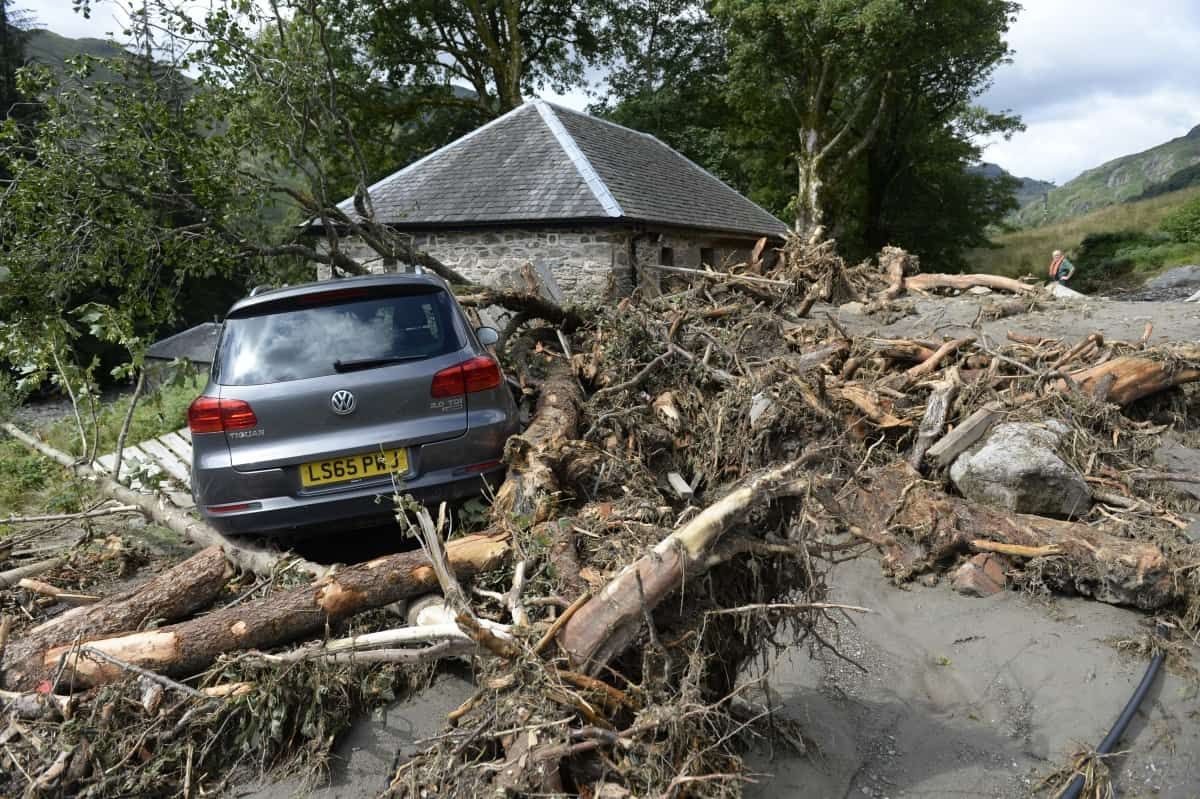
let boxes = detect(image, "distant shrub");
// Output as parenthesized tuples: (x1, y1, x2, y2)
(1161, 195, 1200, 243)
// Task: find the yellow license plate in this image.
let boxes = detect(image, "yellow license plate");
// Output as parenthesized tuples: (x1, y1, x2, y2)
(301, 448, 409, 487)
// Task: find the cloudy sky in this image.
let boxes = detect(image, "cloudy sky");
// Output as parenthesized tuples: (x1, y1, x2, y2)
(31, 0, 1200, 186)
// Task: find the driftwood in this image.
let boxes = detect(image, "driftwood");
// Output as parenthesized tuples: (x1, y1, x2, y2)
(839, 464, 1175, 609)
(557, 459, 811, 675)
(0, 557, 63, 589)
(903, 273, 1035, 295)
(1, 546, 230, 690)
(908, 369, 961, 469)
(455, 289, 586, 332)
(1062, 356, 1200, 406)
(492, 361, 584, 524)
(924, 402, 1002, 468)
(1, 423, 326, 580)
(13, 533, 511, 690)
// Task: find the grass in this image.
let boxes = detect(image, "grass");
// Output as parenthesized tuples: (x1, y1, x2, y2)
(967, 185, 1200, 283)
(43, 371, 206, 459)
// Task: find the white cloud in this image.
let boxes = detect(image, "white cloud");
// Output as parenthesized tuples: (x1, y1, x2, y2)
(980, 0, 1200, 182)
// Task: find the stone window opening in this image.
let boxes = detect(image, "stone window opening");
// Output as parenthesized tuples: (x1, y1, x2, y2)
(700, 247, 716, 267)
(660, 246, 675, 266)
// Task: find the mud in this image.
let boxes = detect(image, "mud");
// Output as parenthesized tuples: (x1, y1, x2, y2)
(744, 556, 1200, 799)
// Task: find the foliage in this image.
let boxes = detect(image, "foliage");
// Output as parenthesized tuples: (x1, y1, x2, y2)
(43, 370, 205, 458)
(1160, 194, 1200, 243)
(351, 0, 611, 118)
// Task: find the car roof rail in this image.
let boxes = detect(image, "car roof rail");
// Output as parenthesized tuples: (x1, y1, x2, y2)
(248, 284, 273, 297)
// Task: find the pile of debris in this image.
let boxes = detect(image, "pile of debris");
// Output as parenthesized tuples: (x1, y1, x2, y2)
(2, 238, 1198, 797)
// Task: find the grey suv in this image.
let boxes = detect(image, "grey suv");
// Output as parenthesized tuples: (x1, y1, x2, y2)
(189, 273, 519, 535)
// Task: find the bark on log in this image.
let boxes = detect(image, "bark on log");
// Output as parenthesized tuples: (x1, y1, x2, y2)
(1061, 356, 1200, 406)
(908, 371, 961, 469)
(14, 533, 511, 690)
(493, 361, 584, 524)
(1, 423, 326, 580)
(838, 464, 1176, 609)
(556, 459, 811, 675)
(1, 547, 230, 690)
(0, 557, 63, 589)
(904, 273, 1035, 295)
(455, 290, 586, 332)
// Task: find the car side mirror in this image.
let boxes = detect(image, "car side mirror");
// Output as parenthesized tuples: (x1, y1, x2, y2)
(476, 326, 500, 346)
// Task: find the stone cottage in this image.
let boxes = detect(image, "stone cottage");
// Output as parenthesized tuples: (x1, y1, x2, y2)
(314, 100, 790, 302)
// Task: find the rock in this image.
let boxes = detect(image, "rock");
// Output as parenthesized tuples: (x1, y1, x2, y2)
(952, 554, 1009, 597)
(1154, 437, 1200, 502)
(1045, 281, 1089, 301)
(949, 421, 1091, 517)
(919, 573, 939, 588)
(967, 286, 992, 295)
(1144, 264, 1200, 290)
(839, 301, 867, 315)
(1186, 288, 1200, 304)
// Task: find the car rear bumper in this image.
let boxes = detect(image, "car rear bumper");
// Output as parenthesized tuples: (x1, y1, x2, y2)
(199, 465, 504, 535)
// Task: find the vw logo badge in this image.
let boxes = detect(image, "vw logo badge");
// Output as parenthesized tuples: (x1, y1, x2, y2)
(330, 389, 356, 416)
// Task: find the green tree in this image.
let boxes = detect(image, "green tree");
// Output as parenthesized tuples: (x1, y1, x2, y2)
(714, 0, 1021, 244)
(352, 0, 611, 121)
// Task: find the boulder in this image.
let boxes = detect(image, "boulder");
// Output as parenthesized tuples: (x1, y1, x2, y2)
(949, 421, 1091, 518)
(1045, 281, 1089, 301)
(1144, 265, 1200, 290)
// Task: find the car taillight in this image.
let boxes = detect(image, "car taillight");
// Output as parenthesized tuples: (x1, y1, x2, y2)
(431, 357, 502, 398)
(188, 396, 258, 434)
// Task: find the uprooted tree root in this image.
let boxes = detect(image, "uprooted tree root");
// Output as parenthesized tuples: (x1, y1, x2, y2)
(4, 235, 1200, 797)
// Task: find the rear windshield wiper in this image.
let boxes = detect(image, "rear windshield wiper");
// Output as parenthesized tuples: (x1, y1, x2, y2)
(333, 355, 424, 373)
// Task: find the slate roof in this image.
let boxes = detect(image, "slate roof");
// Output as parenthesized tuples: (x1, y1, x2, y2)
(146, 322, 221, 366)
(334, 101, 790, 240)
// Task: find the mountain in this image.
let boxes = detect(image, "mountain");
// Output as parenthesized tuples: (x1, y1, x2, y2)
(1010, 124, 1200, 227)
(970, 162, 1055, 207)
(24, 28, 128, 68)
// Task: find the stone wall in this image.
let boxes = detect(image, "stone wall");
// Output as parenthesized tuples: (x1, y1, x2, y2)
(316, 225, 769, 302)
(317, 226, 632, 303)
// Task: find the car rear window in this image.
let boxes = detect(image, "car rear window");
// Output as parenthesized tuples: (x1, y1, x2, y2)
(214, 288, 462, 386)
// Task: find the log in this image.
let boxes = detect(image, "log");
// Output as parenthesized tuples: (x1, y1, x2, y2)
(1, 423, 326, 580)
(0, 557, 63, 589)
(833, 385, 910, 428)
(879, 246, 909, 300)
(557, 459, 810, 675)
(18, 533, 511, 690)
(839, 464, 1176, 609)
(455, 289, 586, 331)
(1, 546, 230, 690)
(924, 402, 1002, 468)
(493, 361, 584, 524)
(908, 370, 961, 469)
(904, 273, 1035, 295)
(1061, 356, 1200, 406)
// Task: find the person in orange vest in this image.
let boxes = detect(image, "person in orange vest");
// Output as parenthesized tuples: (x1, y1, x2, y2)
(1048, 249, 1076, 283)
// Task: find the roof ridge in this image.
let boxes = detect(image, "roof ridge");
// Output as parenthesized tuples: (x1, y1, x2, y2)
(340, 103, 539, 213)
(532, 101, 623, 218)
(539, 100, 789, 232)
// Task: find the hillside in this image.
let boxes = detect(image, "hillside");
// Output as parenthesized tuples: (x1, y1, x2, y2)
(968, 184, 1200, 286)
(970, 162, 1055, 207)
(1010, 124, 1200, 227)
(24, 28, 128, 67)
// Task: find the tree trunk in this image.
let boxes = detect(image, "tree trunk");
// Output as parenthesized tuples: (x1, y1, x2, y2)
(1, 547, 230, 690)
(903, 273, 1034, 294)
(556, 459, 811, 675)
(1063, 356, 1200, 406)
(837, 463, 1176, 610)
(11, 533, 511, 690)
(795, 129, 825, 239)
(492, 361, 584, 524)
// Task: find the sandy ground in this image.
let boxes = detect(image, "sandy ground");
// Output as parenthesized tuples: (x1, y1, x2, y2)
(743, 557, 1200, 799)
(829, 294, 1200, 346)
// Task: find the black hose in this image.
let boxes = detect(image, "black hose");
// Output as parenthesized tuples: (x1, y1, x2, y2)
(1059, 644, 1167, 799)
